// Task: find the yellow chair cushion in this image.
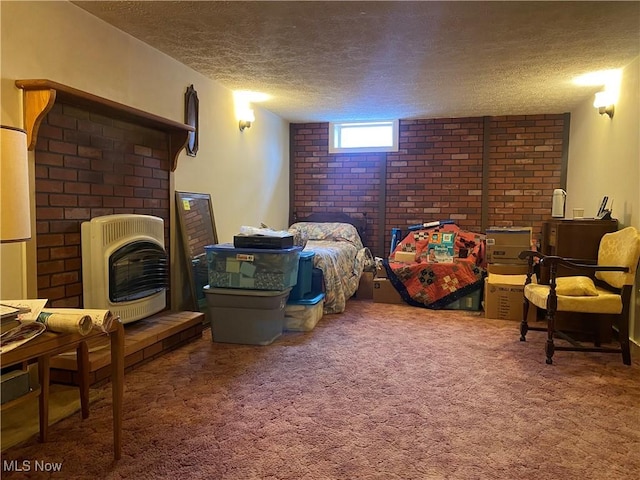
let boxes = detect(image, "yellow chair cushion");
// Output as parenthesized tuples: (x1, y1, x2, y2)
(554, 276, 598, 296)
(524, 283, 622, 314)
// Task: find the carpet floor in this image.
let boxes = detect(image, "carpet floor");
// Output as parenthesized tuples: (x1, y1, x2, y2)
(1, 299, 639, 479)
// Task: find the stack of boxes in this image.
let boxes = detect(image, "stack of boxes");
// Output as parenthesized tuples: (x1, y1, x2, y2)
(203, 243, 301, 345)
(284, 251, 326, 331)
(484, 227, 537, 322)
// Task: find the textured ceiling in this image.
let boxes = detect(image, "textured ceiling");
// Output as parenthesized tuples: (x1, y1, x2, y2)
(72, 1, 640, 123)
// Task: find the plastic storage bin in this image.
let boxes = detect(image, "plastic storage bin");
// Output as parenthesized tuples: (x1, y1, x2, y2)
(284, 292, 325, 332)
(443, 288, 483, 311)
(288, 251, 315, 301)
(191, 253, 209, 310)
(203, 286, 290, 345)
(205, 243, 301, 290)
(311, 267, 324, 294)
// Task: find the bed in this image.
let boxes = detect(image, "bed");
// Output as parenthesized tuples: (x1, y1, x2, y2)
(289, 212, 372, 314)
(384, 223, 487, 309)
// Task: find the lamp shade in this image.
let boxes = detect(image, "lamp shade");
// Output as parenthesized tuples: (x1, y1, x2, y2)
(1, 126, 31, 242)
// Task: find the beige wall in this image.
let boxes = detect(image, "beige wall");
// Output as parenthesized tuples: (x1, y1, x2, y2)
(567, 56, 640, 344)
(566, 57, 639, 226)
(0, 1, 290, 302)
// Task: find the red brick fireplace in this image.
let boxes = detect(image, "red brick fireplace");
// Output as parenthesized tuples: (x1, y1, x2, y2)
(15, 79, 203, 385)
(34, 100, 172, 308)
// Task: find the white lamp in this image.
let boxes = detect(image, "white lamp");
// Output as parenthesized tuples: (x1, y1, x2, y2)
(1, 126, 31, 242)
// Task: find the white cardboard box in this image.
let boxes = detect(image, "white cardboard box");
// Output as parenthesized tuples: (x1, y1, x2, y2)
(485, 227, 532, 264)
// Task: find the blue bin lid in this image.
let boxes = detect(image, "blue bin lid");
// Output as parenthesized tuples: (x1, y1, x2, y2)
(205, 243, 302, 254)
(287, 292, 325, 305)
(299, 250, 315, 260)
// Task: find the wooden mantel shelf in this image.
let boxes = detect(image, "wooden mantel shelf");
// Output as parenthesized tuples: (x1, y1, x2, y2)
(15, 79, 194, 171)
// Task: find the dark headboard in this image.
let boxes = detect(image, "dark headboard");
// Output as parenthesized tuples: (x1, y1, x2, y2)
(292, 212, 367, 245)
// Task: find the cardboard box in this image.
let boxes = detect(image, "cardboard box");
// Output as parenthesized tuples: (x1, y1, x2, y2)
(373, 278, 404, 304)
(375, 264, 387, 279)
(394, 251, 416, 263)
(484, 274, 537, 322)
(485, 227, 532, 264)
(356, 271, 374, 299)
(486, 227, 533, 246)
(487, 263, 531, 275)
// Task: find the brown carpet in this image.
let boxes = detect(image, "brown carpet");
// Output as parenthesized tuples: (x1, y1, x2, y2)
(1, 300, 639, 479)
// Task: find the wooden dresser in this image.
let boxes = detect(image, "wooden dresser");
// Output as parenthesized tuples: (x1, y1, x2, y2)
(540, 218, 618, 283)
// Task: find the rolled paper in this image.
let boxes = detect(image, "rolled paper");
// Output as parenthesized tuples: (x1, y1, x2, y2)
(93, 311, 114, 332)
(39, 308, 115, 333)
(37, 312, 94, 336)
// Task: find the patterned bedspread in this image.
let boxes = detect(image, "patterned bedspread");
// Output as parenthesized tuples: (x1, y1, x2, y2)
(289, 222, 369, 314)
(304, 241, 367, 313)
(385, 224, 487, 309)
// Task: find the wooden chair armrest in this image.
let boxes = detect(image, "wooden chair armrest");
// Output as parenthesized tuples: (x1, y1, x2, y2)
(539, 255, 629, 274)
(518, 250, 544, 261)
(517, 251, 598, 266)
(561, 258, 597, 265)
(518, 250, 543, 283)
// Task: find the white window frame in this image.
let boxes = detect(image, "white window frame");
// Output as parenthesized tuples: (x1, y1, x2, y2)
(328, 120, 399, 154)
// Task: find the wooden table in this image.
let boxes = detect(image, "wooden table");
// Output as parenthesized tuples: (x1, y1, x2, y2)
(1, 320, 124, 460)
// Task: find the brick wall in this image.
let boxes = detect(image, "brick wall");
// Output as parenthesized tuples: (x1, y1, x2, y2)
(291, 114, 566, 257)
(34, 102, 171, 307)
(291, 123, 383, 250)
(488, 115, 565, 229)
(387, 117, 485, 234)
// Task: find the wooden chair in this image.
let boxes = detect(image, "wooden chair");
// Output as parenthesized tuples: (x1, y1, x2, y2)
(518, 226, 640, 365)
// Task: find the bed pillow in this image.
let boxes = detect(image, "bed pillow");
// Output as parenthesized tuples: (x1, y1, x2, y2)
(289, 222, 363, 250)
(287, 225, 308, 248)
(555, 276, 599, 296)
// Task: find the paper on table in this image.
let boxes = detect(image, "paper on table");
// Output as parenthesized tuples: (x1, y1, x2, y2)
(1, 305, 21, 319)
(0, 322, 46, 353)
(1, 299, 48, 321)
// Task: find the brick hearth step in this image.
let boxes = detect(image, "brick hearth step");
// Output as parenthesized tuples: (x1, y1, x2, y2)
(50, 311, 204, 386)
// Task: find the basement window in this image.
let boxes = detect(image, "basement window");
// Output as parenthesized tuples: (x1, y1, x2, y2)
(329, 120, 399, 154)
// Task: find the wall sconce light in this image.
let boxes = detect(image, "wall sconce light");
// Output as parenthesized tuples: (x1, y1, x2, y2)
(0, 125, 32, 242)
(593, 90, 615, 118)
(235, 90, 269, 133)
(238, 108, 255, 132)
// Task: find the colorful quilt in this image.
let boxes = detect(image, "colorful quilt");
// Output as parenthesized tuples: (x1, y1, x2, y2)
(385, 224, 487, 309)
